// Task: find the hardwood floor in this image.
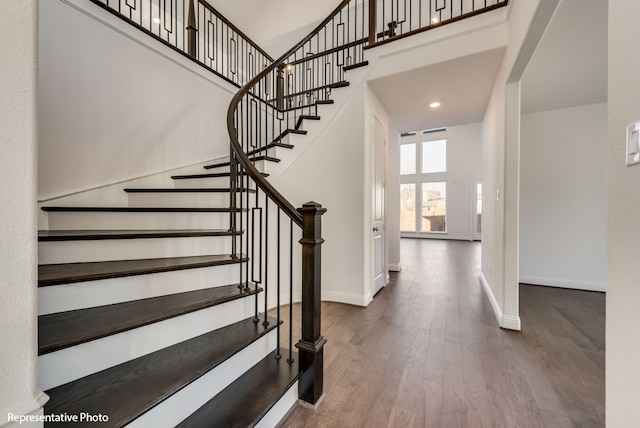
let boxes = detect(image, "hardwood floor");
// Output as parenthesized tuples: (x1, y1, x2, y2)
(279, 239, 605, 427)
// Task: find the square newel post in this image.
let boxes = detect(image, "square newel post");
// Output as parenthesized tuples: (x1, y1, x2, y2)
(276, 64, 285, 112)
(368, 0, 377, 46)
(296, 201, 327, 406)
(186, 0, 198, 59)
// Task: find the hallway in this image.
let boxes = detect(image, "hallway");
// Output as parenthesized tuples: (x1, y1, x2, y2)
(281, 239, 605, 427)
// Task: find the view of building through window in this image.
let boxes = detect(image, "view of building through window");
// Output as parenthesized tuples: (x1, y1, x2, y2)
(421, 182, 446, 232)
(399, 135, 447, 233)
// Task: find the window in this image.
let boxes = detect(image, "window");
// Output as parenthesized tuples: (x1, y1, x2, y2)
(421, 182, 446, 232)
(400, 183, 416, 231)
(421, 139, 446, 173)
(400, 143, 416, 175)
(399, 131, 448, 235)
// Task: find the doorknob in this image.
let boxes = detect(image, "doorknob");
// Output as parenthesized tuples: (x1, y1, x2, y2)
(373, 227, 379, 232)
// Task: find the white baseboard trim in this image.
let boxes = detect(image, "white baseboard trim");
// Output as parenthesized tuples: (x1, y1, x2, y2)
(501, 314, 522, 331)
(388, 263, 401, 272)
(479, 273, 522, 331)
(322, 290, 370, 307)
(400, 234, 472, 241)
(0, 390, 49, 427)
(479, 273, 502, 327)
(519, 275, 606, 292)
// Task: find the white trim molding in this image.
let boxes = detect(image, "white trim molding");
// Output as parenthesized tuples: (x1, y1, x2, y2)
(479, 273, 522, 331)
(479, 272, 503, 327)
(388, 263, 402, 272)
(519, 275, 606, 292)
(322, 291, 372, 307)
(501, 314, 522, 331)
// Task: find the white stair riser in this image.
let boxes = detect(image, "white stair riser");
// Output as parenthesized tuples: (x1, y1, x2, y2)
(173, 177, 258, 188)
(130, 331, 277, 428)
(39, 296, 261, 391)
(39, 263, 245, 315)
(39, 236, 234, 264)
(127, 192, 242, 208)
(46, 211, 236, 230)
(255, 381, 299, 428)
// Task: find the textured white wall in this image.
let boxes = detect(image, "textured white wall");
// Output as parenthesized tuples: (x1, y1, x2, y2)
(0, 0, 47, 426)
(607, 0, 640, 425)
(520, 103, 607, 291)
(38, 0, 235, 201)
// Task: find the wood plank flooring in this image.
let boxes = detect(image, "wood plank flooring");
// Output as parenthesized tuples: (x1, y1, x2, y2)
(279, 239, 605, 427)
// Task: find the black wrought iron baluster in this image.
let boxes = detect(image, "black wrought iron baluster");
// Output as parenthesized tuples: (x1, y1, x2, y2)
(251, 190, 261, 324)
(238, 163, 244, 291)
(288, 218, 294, 364)
(263, 194, 269, 327)
(276, 208, 282, 359)
(244, 170, 251, 293)
(229, 149, 238, 259)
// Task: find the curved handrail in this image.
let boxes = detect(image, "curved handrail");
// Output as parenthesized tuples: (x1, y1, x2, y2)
(226, 0, 354, 227)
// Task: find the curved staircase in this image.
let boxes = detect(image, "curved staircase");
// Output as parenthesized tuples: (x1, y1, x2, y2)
(37, 0, 509, 424)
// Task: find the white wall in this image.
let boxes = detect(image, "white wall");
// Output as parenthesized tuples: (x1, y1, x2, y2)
(386, 128, 401, 271)
(38, 0, 235, 201)
(272, 85, 369, 306)
(481, 0, 559, 330)
(520, 102, 607, 291)
(397, 124, 482, 241)
(607, 0, 640, 425)
(0, 0, 47, 426)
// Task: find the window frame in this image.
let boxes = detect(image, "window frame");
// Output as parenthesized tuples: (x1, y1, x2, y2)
(399, 130, 449, 236)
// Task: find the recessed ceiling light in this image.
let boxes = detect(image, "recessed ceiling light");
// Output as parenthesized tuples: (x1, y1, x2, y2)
(430, 101, 441, 108)
(432, 17, 439, 23)
(153, 17, 161, 24)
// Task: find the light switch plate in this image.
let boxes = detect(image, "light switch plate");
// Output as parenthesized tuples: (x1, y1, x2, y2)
(626, 122, 640, 166)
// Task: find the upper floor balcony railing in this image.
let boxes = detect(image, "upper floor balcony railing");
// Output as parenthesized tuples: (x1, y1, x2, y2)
(369, 0, 508, 46)
(90, 0, 274, 87)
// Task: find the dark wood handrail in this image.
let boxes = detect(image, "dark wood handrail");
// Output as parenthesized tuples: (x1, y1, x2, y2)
(227, 0, 353, 227)
(195, 0, 274, 62)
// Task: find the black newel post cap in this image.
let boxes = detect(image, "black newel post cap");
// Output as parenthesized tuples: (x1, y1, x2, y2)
(298, 201, 327, 215)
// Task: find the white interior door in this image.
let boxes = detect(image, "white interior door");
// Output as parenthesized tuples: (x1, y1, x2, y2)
(373, 116, 387, 295)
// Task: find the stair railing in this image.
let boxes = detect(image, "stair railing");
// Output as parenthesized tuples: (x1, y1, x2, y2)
(368, 0, 509, 47)
(227, 0, 368, 406)
(227, 0, 510, 406)
(89, 0, 273, 87)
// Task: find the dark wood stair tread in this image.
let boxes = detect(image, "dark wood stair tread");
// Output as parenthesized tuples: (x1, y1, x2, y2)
(328, 80, 350, 89)
(343, 60, 369, 71)
(172, 172, 268, 180)
(39, 254, 247, 287)
(246, 142, 294, 157)
(295, 115, 321, 130)
(123, 187, 256, 193)
(39, 283, 261, 355)
(38, 229, 240, 241)
(177, 349, 299, 428)
(273, 128, 307, 143)
(204, 156, 280, 170)
(44, 316, 278, 427)
(41, 206, 238, 213)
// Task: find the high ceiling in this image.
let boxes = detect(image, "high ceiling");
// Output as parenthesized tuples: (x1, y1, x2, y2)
(369, 48, 506, 133)
(368, 0, 607, 132)
(521, 0, 607, 114)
